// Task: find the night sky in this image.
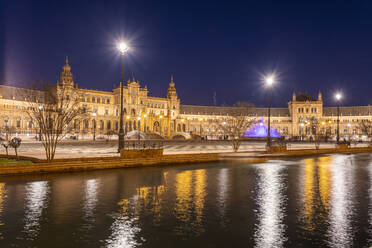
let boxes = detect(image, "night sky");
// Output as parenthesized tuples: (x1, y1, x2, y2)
(1, 0, 372, 107)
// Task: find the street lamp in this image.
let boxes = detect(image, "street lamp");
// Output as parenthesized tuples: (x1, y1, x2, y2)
(117, 41, 130, 153)
(335, 92, 342, 144)
(265, 74, 275, 147)
(159, 115, 163, 136)
(38, 105, 43, 141)
(143, 114, 147, 134)
(137, 117, 141, 140)
(92, 112, 96, 141)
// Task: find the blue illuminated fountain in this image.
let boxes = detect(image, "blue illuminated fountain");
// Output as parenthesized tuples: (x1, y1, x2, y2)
(243, 117, 280, 138)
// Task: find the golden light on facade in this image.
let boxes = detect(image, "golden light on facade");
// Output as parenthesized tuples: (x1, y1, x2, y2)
(199, 118, 203, 121)
(137, 117, 141, 121)
(159, 115, 163, 119)
(126, 116, 130, 120)
(143, 114, 147, 118)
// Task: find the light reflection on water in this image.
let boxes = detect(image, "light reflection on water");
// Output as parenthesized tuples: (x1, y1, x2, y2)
(0, 183, 6, 240)
(1, 155, 372, 247)
(217, 168, 229, 223)
(83, 179, 99, 223)
(328, 155, 356, 247)
(254, 162, 287, 248)
(23, 181, 49, 239)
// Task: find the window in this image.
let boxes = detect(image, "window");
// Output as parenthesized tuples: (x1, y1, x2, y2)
(92, 97, 96, 103)
(97, 98, 101, 103)
(4, 120, 9, 127)
(81, 96, 85, 102)
(17, 120, 21, 128)
(105, 109, 109, 115)
(107, 99, 110, 104)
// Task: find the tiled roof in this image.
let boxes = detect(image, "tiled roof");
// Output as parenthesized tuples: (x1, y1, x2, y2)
(180, 105, 290, 117)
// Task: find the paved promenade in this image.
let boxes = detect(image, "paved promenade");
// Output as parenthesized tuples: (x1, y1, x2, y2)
(0, 140, 367, 159)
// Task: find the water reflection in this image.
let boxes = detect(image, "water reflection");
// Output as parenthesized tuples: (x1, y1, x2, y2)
(83, 179, 99, 222)
(0, 183, 6, 240)
(217, 168, 229, 222)
(302, 158, 316, 231)
(328, 155, 355, 247)
(174, 169, 207, 235)
(300, 156, 332, 233)
(24, 181, 49, 239)
(105, 214, 141, 248)
(254, 162, 287, 248)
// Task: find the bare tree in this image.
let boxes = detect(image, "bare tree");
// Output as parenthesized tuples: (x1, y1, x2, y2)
(0, 137, 9, 156)
(215, 111, 256, 152)
(106, 130, 116, 141)
(358, 120, 372, 145)
(2, 126, 16, 141)
(21, 83, 87, 161)
(310, 119, 325, 150)
(9, 137, 21, 159)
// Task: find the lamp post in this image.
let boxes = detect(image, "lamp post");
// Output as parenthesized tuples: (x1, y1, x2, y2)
(137, 116, 141, 141)
(117, 42, 129, 153)
(335, 92, 342, 144)
(92, 112, 96, 141)
(159, 115, 163, 136)
(143, 114, 147, 135)
(199, 118, 203, 137)
(38, 105, 43, 141)
(265, 75, 275, 147)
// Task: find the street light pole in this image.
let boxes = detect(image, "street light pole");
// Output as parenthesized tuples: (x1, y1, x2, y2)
(92, 112, 96, 141)
(267, 87, 271, 147)
(265, 75, 275, 148)
(335, 93, 342, 144)
(117, 42, 129, 153)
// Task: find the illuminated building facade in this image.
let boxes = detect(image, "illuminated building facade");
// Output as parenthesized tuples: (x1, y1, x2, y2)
(0, 58, 372, 140)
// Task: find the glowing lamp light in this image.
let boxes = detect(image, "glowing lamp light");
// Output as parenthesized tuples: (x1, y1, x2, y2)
(199, 118, 203, 121)
(265, 74, 275, 87)
(118, 42, 129, 54)
(92, 113, 96, 117)
(160, 115, 163, 119)
(335, 93, 342, 101)
(137, 117, 141, 121)
(126, 116, 130, 120)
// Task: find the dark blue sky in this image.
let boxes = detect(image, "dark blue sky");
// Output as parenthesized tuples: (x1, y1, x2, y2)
(1, 0, 372, 107)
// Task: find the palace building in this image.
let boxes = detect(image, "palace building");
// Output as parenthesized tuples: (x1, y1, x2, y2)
(1, 58, 372, 140)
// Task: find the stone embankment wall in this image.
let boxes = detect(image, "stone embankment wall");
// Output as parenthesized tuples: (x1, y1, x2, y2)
(0, 153, 220, 175)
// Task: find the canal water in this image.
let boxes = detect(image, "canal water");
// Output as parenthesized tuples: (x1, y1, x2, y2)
(0, 153, 372, 247)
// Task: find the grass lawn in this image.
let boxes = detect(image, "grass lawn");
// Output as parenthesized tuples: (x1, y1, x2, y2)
(0, 158, 34, 166)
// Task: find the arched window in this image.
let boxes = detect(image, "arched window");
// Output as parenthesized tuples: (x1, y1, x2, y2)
(115, 121, 118, 130)
(100, 120, 104, 130)
(177, 124, 181, 132)
(107, 120, 111, 130)
(182, 124, 186, 132)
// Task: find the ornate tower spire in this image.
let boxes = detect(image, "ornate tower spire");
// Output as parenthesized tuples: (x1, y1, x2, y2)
(167, 75, 177, 98)
(60, 56, 74, 87)
(318, 91, 322, 101)
(292, 92, 296, 101)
